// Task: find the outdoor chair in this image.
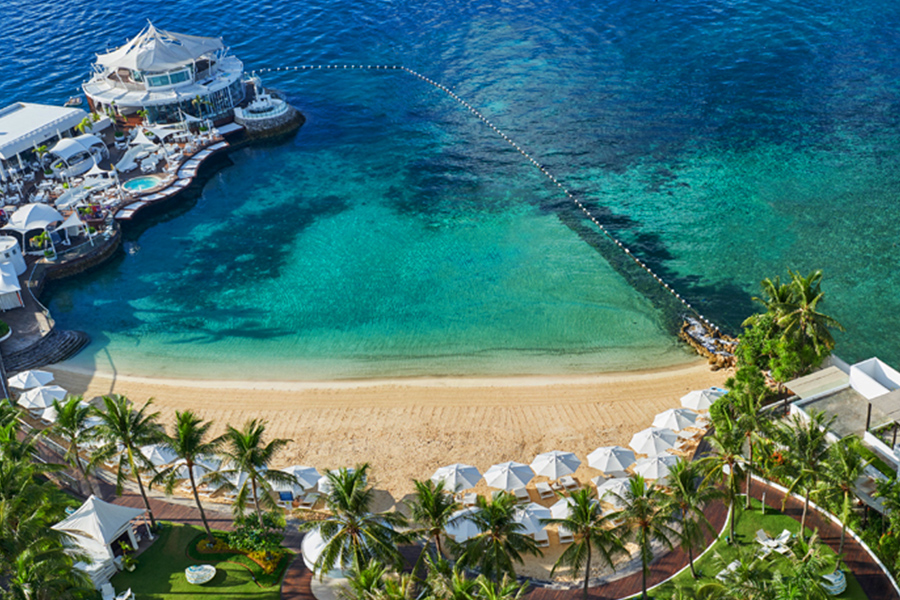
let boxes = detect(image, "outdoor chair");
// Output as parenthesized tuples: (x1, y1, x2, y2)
(533, 529, 550, 548)
(460, 492, 477, 507)
(756, 529, 775, 547)
(513, 487, 530, 503)
(535, 482, 554, 499)
(100, 583, 116, 600)
(715, 560, 741, 582)
(278, 491, 294, 509)
(298, 492, 320, 509)
(773, 529, 792, 546)
(557, 526, 574, 544)
(116, 589, 133, 600)
(559, 475, 579, 491)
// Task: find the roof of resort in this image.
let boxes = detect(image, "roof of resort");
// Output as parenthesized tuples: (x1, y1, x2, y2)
(95, 22, 223, 72)
(0, 102, 87, 160)
(785, 365, 849, 399)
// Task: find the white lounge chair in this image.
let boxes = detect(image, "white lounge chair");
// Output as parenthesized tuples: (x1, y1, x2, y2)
(558, 526, 574, 544)
(755, 529, 775, 547)
(100, 583, 115, 600)
(513, 487, 530, 503)
(297, 492, 320, 509)
(716, 560, 741, 582)
(535, 482, 554, 499)
(460, 492, 478, 507)
(533, 529, 550, 548)
(116, 589, 133, 600)
(773, 529, 792, 545)
(559, 475, 579, 491)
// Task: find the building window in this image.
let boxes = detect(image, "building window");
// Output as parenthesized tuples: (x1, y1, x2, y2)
(147, 74, 171, 88)
(168, 70, 191, 84)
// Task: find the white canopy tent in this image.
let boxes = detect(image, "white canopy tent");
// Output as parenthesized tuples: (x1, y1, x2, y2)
(96, 22, 224, 72)
(131, 130, 157, 148)
(0, 262, 22, 310)
(4, 203, 65, 233)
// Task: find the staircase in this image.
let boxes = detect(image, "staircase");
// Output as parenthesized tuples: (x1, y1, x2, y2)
(3, 329, 91, 374)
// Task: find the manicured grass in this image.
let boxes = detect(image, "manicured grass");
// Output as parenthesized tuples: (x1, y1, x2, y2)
(110, 523, 290, 600)
(633, 498, 867, 599)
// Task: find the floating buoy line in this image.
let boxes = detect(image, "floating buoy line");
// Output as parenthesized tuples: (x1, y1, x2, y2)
(252, 64, 724, 336)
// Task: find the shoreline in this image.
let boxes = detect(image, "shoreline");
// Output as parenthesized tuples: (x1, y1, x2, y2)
(48, 358, 729, 498)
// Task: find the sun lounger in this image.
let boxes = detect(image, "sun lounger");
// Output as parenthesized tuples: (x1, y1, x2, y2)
(513, 487, 530, 503)
(533, 529, 550, 548)
(298, 492, 319, 509)
(535, 482, 554, 499)
(101, 584, 116, 600)
(774, 529, 792, 545)
(756, 529, 775, 547)
(558, 526, 574, 544)
(278, 491, 294, 509)
(460, 492, 478, 507)
(715, 560, 741, 582)
(559, 476, 579, 491)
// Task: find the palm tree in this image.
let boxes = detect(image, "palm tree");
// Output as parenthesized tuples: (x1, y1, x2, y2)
(212, 418, 296, 528)
(90, 395, 167, 529)
(422, 556, 479, 600)
(298, 463, 407, 575)
(51, 396, 96, 496)
(743, 275, 793, 327)
(696, 547, 770, 600)
(730, 389, 766, 509)
(776, 410, 835, 542)
(700, 419, 745, 543)
(540, 487, 624, 599)
(778, 269, 845, 354)
(74, 116, 94, 135)
(611, 475, 676, 600)
(6, 538, 93, 600)
(816, 438, 869, 557)
(456, 492, 542, 581)
(150, 410, 222, 542)
(405, 479, 459, 575)
(664, 459, 722, 578)
(474, 575, 529, 600)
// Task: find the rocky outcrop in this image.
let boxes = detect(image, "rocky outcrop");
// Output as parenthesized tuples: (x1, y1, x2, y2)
(680, 316, 738, 371)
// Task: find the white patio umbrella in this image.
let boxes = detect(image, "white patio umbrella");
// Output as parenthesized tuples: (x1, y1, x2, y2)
(530, 451, 581, 480)
(680, 388, 725, 411)
(652, 408, 700, 431)
(596, 477, 640, 508)
(16, 385, 67, 410)
(38, 404, 59, 423)
(549, 497, 576, 519)
(139, 443, 178, 467)
(431, 463, 482, 492)
(174, 455, 221, 480)
(513, 502, 551, 536)
(633, 453, 679, 484)
(587, 446, 636, 477)
(445, 508, 480, 542)
(8, 369, 54, 390)
(279, 465, 321, 491)
(317, 467, 357, 495)
(629, 427, 678, 456)
(483, 461, 534, 491)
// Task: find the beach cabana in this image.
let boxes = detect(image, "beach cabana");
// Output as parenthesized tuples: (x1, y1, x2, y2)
(16, 384, 67, 410)
(633, 453, 679, 484)
(0, 262, 23, 310)
(587, 445, 635, 478)
(483, 461, 534, 491)
(2, 203, 65, 255)
(680, 388, 725, 411)
(431, 463, 481, 492)
(652, 408, 700, 431)
(530, 450, 581, 481)
(52, 495, 147, 588)
(629, 427, 678, 456)
(8, 368, 54, 390)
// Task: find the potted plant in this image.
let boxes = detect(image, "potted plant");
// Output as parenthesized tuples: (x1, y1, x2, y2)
(114, 130, 125, 140)
(119, 542, 138, 572)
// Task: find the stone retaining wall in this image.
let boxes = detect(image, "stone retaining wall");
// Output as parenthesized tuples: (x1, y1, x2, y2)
(235, 104, 305, 139)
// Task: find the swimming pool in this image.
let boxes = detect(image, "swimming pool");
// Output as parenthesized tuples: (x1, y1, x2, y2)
(123, 175, 162, 192)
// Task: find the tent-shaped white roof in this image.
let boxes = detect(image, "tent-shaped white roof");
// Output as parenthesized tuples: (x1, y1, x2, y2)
(56, 212, 86, 233)
(49, 138, 90, 162)
(3, 203, 64, 234)
(0, 103, 88, 161)
(0, 262, 20, 294)
(131, 130, 157, 148)
(96, 22, 223, 72)
(51, 495, 145, 545)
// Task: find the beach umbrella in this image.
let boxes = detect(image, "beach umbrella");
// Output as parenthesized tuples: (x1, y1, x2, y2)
(431, 463, 482, 492)
(596, 477, 640, 508)
(629, 427, 678, 456)
(530, 451, 581, 480)
(139, 443, 178, 467)
(587, 446, 636, 477)
(513, 502, 551, 536)
(8, 369, 54, 390)
(680, 388, 725, 411)
(483, 461, 534, 491)
(38, 404, 59, 423)
(279, 465, 321, 491)
(445, 508, 480, 542)
(633, 453, 679, 484)
(317, 467, 357, 495)
(549, 497, 576, 519)
(174, 455, 221, 481)
(652, 408, 700, 431)
(16, 385, 67, 410)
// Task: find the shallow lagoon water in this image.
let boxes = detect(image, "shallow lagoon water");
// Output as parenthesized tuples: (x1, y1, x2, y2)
(2, 0, 898, 378)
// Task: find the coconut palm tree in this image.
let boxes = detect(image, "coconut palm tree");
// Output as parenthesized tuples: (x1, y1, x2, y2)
(743, 275, 793, 327)
(405, 479, 459, 575)
(299, 463, 408, 575)
(74, 116, 94, 135)
(5, 538, 93, 600)
(89, 395, 167, 529)
(456, 492, 542, 581)
(775, 409, 835, 542)
(816, 438, 869, 557)
(422, 555, 479, 600)
(150, 410, 222, 542)
(696, 547, 770, 600)
(475, 575, 529, 600)
(664, 459, 723, 579)
(211, 418, 296, 528)
(778, 269, 845, 354)
(51, 396, 96, 496)
(729, 389, 766, 509)
(540, 487, 624, 599)
(611, 475, 676, 600)
(700, 419, 745, 543)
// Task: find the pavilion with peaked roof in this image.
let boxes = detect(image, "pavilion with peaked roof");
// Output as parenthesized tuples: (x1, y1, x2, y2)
(83, 21, 246, 125)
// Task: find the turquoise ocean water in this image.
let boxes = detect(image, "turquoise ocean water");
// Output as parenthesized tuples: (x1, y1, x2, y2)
(2, 0, 899, 379)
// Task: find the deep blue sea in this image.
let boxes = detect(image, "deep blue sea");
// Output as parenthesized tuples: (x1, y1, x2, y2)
(2, 0, 899, 379)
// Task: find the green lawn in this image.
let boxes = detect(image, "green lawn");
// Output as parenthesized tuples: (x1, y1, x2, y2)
(636, 498, 867, 599)
(110, 523, 290, 600)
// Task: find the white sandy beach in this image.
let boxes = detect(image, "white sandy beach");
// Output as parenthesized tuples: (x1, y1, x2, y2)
(49, 360, 728, 501)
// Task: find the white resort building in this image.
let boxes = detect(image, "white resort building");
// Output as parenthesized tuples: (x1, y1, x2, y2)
(83, 22, 246, 125)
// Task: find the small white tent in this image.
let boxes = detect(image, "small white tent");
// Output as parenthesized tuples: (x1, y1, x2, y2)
(2, 203, 64, 254)
(0, 262, 23, 310)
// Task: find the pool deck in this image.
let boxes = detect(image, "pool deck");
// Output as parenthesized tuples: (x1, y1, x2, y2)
(114, 139, 231, 221)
